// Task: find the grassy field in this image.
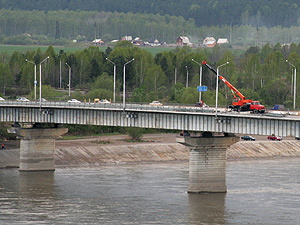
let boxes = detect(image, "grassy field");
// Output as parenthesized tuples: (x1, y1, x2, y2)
(0, 44, 176, 56)
(0, 44, 245, 58)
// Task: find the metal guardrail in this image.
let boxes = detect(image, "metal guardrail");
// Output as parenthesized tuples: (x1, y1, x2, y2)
(0, 101, 216, 113)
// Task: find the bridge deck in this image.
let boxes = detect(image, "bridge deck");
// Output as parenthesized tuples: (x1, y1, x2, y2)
(1, 101, 300, 137)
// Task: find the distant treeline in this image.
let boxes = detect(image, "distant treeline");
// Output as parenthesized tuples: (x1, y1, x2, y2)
(2, 9, 300, 47)
(1, 0, 300, 27)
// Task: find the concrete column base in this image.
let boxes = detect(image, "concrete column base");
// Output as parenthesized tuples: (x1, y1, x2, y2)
(8, 127, 68, 171)
(177, 134, 239, 193)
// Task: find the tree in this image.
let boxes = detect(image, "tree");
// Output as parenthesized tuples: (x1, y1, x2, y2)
(92, 72, 114, 90)
(131, 87, 148, 103)
(0, 63, 13, 95)
(170, 83, 184, 102)
(144, 65, 167, 93)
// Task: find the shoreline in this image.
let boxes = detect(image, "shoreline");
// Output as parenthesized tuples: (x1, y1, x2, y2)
(2, 134, 300, 168)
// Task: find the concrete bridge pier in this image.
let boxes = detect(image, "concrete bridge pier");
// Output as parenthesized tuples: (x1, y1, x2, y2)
(8, 126, 68, 171)
(177, 132, 239, 193)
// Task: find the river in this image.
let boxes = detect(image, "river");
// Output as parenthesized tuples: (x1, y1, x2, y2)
(1, 158, 300, 225)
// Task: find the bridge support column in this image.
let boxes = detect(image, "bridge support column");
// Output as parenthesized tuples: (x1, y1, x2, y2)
(8, 127, 68, 171)
(177, 134, 239, 193)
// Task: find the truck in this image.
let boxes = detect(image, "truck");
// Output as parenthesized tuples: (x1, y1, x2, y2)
(202, 61, 266, 113)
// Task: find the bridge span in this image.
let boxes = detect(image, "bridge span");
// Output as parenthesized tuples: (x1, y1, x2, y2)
(1, 101, 300, 137)
(1, 101, 299, 193)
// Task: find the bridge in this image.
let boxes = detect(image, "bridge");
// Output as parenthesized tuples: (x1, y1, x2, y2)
(1, 101, 299, 136)
(1, 101, 300, 193)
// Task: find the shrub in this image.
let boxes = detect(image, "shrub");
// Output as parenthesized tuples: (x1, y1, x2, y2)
(127, 127, 143, 141)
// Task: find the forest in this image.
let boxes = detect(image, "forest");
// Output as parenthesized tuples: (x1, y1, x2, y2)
(1, 0, 300, 46)
(1, 41, 300, 109)
(1, 0, 300, 27)
(1, 9, 300, 48)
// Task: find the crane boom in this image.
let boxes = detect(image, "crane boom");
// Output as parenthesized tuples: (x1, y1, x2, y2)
(202, 61, 246, 101)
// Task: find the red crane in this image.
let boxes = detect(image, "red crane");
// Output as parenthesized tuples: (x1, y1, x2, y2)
(202, 61, 265, 113)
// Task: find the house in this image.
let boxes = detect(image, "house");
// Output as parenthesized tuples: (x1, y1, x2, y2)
(92, 39, 104, 45)
(121, 36, 133, 41)
(132, 37, 144, 46)
(148, 38, 161, 47)
(217, 38, 229, 45)
(176, 36, 191, 46)
(203, 37, 216, 47)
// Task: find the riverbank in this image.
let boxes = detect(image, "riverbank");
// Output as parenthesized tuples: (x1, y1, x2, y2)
(2, 134, 300, 168)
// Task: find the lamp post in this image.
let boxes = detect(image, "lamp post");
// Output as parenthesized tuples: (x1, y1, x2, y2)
(192, 59, 203, 103)
(286, 59, 297, 110)
(185, 65, 189, 87)
(39, 56, 49, 108)
(123, 58, 134, 110)
(25, 59, 37, 100)
(216, 62, 229, 117)
(106, 58, 116, 102)
(59, 60, 62, 89)
(65, 63, 71, 96)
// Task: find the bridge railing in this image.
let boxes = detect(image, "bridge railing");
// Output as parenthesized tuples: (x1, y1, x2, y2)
(0, 100, 218, 113)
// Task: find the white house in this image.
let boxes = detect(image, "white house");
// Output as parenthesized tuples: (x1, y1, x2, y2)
(92, 39, 104, 45)
(217, 38, 229, 44)
(203, 37, 216, 47)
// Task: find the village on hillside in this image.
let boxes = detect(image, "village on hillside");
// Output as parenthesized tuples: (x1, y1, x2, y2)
(91, 35, 229, 48)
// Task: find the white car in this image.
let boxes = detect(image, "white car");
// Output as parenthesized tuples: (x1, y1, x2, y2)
(149, 101, 163, 106)
(67, 99, 81, 103)
(0, 97, 5, 101)
(99, 99, 111, 104)
(17, 97, 30, 102)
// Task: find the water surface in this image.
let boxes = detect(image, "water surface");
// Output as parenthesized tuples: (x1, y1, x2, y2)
(1, 158, 300, 224)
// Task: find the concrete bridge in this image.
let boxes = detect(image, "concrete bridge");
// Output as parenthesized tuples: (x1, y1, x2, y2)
(1, 101, 300, 193)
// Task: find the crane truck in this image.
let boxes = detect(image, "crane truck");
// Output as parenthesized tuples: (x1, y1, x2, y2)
(202, 61, 266, 113)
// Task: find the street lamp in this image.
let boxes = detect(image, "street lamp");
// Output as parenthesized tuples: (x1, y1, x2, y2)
(39, 56, 49, 108)
(106, 58, 116, 102)
(65, 63, 71, 97)
(185, 65, 189, 87)
(25, 59, 37, 100)
(286, 59, 297, 109)
(59, 60, 62, 89)
(216, 62, 229, 117)
(192, 59, 203, 103)
(123, 58, 134, 110)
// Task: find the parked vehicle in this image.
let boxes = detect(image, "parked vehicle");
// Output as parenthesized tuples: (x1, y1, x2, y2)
(17, 97, 30, 102)
(267, 135, 282, 141)
(149, 101, 163, 106)
(202, 61, 265, 113)
(270, 105, 285, 110)
(180, 130, 190, 136)
(94, 98, 111, 103)
(99, 99, 111, 104)
(241, 135, 256, 141)
(67, 99, 81, 103)
(195, 101, 209, 107)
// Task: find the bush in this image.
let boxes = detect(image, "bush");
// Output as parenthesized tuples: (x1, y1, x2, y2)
(127, 127, 144, 141)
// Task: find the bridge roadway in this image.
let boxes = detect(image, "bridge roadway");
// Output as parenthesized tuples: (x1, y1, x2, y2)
(0, 101, 300, 137)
